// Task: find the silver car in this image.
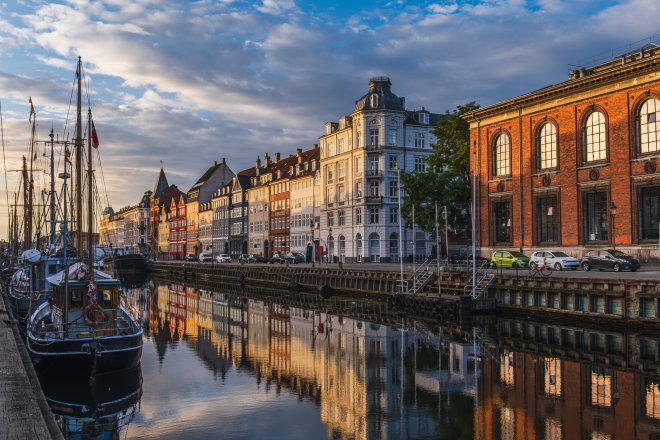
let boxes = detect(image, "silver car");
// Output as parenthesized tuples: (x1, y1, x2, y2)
(216, 254, 232, 263)
(530, 251, 580, 271)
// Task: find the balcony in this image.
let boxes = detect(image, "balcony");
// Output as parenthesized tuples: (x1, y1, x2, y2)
(365, 169, 383, 178)
(365, 195, 383, 204)
(366, 144, 382, 153)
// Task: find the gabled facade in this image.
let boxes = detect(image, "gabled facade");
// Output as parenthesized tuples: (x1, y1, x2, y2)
(229, 168, 256, 258)
(169, 194, 187, 259)
(186, 158, 235, 256)
(211, 183, 232, 256)
(247, 154, 273, 257)
(149, 167, 170, 254)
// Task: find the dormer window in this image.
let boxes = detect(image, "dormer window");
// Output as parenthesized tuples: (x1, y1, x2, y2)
(371, 94, 379, 108)
(419, 112, 429, 125)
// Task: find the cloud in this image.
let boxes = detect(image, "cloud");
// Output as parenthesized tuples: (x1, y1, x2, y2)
(0, 0, 659, 237)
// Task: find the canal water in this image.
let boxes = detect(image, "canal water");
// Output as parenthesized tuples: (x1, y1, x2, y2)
(38, 278, 660, 439)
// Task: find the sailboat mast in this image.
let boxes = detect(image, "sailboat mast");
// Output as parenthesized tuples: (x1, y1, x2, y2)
(49, 129, 56, 247)
(75, 56, 83, 260)
(87, 109, 94, 278)
(28, 116, 35, 248)
(22, 156, 31, 250)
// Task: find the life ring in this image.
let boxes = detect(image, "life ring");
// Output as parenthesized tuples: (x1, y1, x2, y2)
(84, 303, 111, 326)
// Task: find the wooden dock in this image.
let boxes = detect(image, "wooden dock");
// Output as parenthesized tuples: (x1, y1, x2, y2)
(0, 295, 63, 440)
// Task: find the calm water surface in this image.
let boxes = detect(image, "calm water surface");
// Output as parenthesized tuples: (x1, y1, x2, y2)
(39, 278, 660, 439)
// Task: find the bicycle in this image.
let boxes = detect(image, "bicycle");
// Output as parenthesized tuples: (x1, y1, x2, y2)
(529, 258, 553, 277)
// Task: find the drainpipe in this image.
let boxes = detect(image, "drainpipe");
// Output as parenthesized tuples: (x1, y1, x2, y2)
(515, 102, 524, 250)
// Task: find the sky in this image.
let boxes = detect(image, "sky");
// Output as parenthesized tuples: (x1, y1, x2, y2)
(0, 0, 658, 239)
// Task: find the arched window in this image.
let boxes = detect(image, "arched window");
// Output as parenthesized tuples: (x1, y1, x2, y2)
(537, 123, 557, 170)
(369, 233, 380, 262)
(638, 98, 660, 154)
(493, 133, 510, 176)
(583, 111, 607, 163)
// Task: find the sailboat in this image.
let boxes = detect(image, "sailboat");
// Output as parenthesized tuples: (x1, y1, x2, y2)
(26, 57, 143, 375)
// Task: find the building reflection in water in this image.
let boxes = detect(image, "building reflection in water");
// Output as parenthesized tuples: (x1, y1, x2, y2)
(120, 280, 660, 440)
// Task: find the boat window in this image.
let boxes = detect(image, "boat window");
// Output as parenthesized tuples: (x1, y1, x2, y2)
(70, 291, 83, 308)
(99, 289, 113, 307)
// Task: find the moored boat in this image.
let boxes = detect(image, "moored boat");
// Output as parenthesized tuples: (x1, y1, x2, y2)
(26, 262, 143, 375)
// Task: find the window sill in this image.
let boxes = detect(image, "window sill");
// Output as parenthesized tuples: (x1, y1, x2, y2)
(577, 162, 609, 170)
(488, 177, 512, 183)
(631, 153, 660, 162)
(532, 169, 559, 177)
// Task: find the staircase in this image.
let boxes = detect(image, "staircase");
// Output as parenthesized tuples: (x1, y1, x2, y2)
(406, 258, 437, 294)
(463, 262, 496, 298)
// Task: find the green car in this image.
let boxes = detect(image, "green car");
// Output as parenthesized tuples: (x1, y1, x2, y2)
(491, 250, 530, 269)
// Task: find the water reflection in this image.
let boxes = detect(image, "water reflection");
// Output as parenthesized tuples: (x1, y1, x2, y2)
(40, 366, 142, 439)
(40, 278, 660, 439)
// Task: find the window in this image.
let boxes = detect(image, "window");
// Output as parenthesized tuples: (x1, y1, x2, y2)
(414, 157, 426, 173)
(369, 129, 379, 148)
(389, 155, 398, 171)
(389, 233, 399, 261)
(493, 200, 512, 244)
(337, 184, 345, 203)
(369, 157, 379, 172)
(583, 111, 607, 163)
(326, 165, 334, 183)
(388, 129, 397, 145)
(355, 208, 362, 225)
(537, 196, 558, 243)
(543, 358, 562, 398)
(371, 94, 378, 107)
(537, 123, 557, 170)
(327, 212, 334, 227)
(639, 185, 660, 241)
(369, 208, 379, 224)
(369, 181, 380, 197)
(590, 367, 612, 407)
(415, 132, 425, 148)
(493, 133, 510, 176)
(389, 207, 398, 224)
(583, 191, 608, 242)
(355, 179, 362, 198)
(338, 210, 345, 226)
(338, 161, 346, 180)
(369, 233, 380, 262)
(389, 180, 398, 197)
(356, 233, 362, 260)
(638, 98, 660, 154)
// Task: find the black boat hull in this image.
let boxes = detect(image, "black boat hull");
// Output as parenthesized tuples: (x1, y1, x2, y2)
(28, 332, 143, 375)
(107, 254, 147, 272)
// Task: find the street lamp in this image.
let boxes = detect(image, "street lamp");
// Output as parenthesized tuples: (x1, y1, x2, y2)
(610, 201, 617, 250)
(328, 227, 333, 264)
(310, 221, 315, 267)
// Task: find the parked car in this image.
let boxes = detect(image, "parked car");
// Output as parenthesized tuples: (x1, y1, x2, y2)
(490, 250, 530, 269)
(530, 250, 580, 271)
(185, 253, 197, 262)
(580, 249, 640, 272)
(238, 254, 250, 264)
(198, 252, 213, 262)
(270, 253, 286, 264)
(247, 254, 267, 264)
(285, 252, 305, 264)
(216, 254, 232, 263)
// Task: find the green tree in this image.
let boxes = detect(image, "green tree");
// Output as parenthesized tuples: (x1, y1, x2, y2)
(401, 102, 479, 236)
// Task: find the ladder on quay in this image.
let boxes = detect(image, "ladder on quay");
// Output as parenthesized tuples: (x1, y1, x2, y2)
(464, 261, 496, 298)
(396, 258, 437, 294)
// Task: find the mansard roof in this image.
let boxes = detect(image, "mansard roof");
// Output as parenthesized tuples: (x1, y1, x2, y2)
(353, 76, 406, 113)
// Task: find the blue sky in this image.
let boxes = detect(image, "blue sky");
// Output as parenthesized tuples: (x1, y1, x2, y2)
(0, 0, 658, 238)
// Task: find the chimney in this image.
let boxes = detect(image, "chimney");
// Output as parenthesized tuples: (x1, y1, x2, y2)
(214, 160, 217, 166)
(221, 157, 226, 165)
(297, 148, 302, 155)
(313, 143, 319, 149)
(255, 155, 261, 176)
(264, 154, 271, 168)
(275, 152, 281, 162)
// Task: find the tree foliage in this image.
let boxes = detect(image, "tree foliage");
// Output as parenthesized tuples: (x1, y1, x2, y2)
(401, 102, 479, 234)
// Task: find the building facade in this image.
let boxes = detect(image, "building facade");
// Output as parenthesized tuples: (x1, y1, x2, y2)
(211, 183, 231, 257)
(319, 77, 437, 263)
(288, 147, 320, 260)
(465, 46, 660, 260)
(169, 194, 187, 259)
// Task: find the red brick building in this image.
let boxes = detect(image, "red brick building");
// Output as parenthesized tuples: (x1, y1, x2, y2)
(465, 46, 660, 260)
(168, 194, 187, 260)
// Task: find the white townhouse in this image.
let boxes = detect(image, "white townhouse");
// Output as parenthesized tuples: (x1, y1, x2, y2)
(289, 147, 321, 260)
(319, 76, 438, 263)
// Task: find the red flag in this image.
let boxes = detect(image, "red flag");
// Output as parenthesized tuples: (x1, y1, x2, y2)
(28, 97, 35, 123)
(91, 120, 99, 149)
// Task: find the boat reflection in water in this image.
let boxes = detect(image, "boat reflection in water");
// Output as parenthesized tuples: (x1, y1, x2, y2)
(70, 279, 660, 439)
(40, 366, 142, 439)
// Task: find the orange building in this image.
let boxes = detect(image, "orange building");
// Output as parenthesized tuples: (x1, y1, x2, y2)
(465, 46, 660, 260)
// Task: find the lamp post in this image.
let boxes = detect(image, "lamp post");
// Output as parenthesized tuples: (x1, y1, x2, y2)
(310, 221, 315, 267)
(328, 227, 333, 264)
(610, 201, 617, 250)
